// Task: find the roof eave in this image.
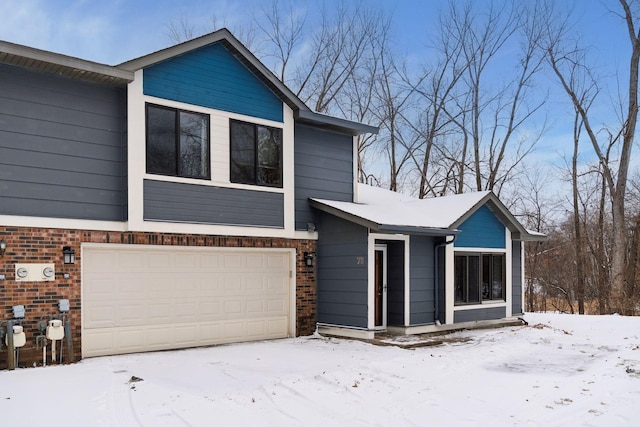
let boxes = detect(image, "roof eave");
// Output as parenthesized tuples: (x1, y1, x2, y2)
(296, 110, 379, 136)
(0, 40, 133, 85)
(310, 199, 457, 236)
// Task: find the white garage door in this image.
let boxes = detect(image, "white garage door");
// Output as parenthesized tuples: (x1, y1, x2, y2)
(82, 245, 293, 357)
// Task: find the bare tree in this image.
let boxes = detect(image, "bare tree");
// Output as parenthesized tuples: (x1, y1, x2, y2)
(543, 0, 639, 314)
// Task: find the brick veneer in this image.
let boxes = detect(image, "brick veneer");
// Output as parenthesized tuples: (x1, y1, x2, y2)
(0, 226, 316, 369)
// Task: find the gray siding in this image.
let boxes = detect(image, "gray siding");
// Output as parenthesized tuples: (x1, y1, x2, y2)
(317, 213, 368, 328)
(381, 240, 405, 326)
(436, 244, 446, 324)
(409, 236, 436, 325)
(454, 306, 506, 323)
(512, 241, 523, 315)
(144, 180, 284, 227)
(0, 63, 127, 221)
(294, 124, 353, 230)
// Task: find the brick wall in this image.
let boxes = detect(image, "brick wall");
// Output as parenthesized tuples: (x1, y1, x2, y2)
(0, 226, 316, 369)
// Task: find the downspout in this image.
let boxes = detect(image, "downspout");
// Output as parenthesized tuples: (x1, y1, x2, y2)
(434, 235, 456, 325)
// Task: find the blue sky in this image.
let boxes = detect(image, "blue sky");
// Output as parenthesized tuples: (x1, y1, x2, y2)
(0, 0, 636, 192)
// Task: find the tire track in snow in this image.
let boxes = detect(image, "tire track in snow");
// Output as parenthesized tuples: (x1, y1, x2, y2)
(108, 371, 142, 426)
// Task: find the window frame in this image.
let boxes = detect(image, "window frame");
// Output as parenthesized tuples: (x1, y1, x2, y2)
(229, 119, 283, 188)
(145, 103, 211, 180)
(454, 252, 506, 305)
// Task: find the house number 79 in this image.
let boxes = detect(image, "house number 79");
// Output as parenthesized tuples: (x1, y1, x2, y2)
(356, 256, 365, 265)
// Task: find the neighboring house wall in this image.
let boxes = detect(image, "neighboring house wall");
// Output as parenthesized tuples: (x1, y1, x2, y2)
(294, 124, 353, 230)
(143, 42, 283, 122)
(143, 179, 284, 227)
(455, 205, 506, 249)
(316, 213, 368, 328)
(0, 63, 127, 221)
(512, 241, 523, 315)
(381, 240, 405, 326)
(454, 306, 506, 323)
(409, 236, 436, 325)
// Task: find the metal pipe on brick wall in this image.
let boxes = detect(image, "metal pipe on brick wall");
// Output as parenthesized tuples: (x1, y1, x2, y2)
(6, 320, 15, 370)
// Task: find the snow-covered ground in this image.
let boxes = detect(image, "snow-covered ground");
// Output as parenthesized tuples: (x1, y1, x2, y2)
(1, 313, 638, 426)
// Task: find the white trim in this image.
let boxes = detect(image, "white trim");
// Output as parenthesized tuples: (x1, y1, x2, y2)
(127, 69, 145, 232)
(367, 233, 375, 329)
(453, 247, 506, 253)
(0, 215, 127, 232)
(374, 244, 388, 329)
(369, 233, 410, 327)
(445, 243, 454, 324)
(143, 174, 284, 194)
(453, 302, 508, 312)
(505, 228, 513, 317)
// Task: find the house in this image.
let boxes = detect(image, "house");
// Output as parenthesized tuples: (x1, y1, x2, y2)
(0, 29, 541, 368)
(312, 185, 544, 338)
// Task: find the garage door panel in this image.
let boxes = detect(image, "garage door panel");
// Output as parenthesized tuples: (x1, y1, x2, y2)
(83, 246, 292, 357)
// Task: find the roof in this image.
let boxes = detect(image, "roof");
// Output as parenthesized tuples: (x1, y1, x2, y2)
(311, 184, 546, 241)
(0, 40, 133, 85)
(0, 29, 377, 136)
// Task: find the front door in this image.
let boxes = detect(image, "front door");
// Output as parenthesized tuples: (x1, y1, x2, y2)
(374, 245, 387, 328)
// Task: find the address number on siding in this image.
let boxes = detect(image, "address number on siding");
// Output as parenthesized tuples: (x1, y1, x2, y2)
(356, 256, 365, 265)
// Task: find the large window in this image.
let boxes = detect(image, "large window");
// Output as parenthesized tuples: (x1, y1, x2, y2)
(230, 120, 282, 188)
(455, 253, 505, 304)
(146, 104, 210, 179)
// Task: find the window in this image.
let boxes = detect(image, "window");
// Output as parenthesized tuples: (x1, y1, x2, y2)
(230, 120, 282, 187)
(146, 104, 210, 179)
(455, 253, 505, 304)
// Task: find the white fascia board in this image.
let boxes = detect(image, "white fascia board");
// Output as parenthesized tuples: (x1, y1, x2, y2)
(0, 215, 127, 232)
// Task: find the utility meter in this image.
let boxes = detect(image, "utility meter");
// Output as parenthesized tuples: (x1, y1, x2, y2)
(5, 325, 26, 348)
(46, 319, 65, 341)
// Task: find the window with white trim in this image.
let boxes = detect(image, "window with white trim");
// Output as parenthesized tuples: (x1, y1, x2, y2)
(455, 253, 505, 304)
(230, 119, 282, 188)
(146, 104, 210, 179)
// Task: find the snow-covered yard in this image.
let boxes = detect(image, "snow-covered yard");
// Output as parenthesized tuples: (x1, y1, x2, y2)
(1, 313, 638, 426)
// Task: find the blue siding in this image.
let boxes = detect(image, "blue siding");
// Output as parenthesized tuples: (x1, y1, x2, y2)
(144, 43, 283, 122)
(409, 236, 436, 325)
(317, 213, 369, 328)
(0, 63, 127, 221)
(456, 205, 506, 248)
(144, 180, 283, 227)
(454, 306, 506, 323)
(512, 241, 523, 315)
(294, 124, 353, 230)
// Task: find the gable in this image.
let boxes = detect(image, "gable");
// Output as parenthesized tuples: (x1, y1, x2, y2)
(143, 42, 283, 122)
(455, 204, 506, 248)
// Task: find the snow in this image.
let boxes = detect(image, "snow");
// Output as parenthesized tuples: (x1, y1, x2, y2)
(2, 313, 639, 426)
(313, 184, 489, 231)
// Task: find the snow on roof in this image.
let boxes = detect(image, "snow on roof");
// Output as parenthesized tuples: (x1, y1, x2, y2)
(312, 184, 490, 231)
